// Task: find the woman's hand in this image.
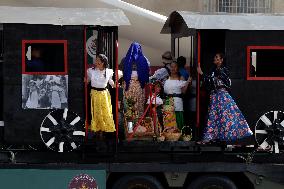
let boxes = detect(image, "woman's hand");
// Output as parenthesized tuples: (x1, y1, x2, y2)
(197, 65, 203, 75)
(84, 77, 89, 83)
(187, 76, 192, 84)
(182, 77, 192, 93)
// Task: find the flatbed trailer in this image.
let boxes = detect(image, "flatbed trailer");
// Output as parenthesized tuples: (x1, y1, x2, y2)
(0, 142, 284, 189)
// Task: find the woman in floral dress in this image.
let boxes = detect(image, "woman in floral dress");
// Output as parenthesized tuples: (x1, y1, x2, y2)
(197, 53, 253, 143)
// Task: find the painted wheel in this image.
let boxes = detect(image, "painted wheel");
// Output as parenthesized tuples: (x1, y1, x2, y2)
(255, 111, 284, 153)
(186, 175, 237, 189)
(112, 175, 164, 189)
(40, 108, 85, 152)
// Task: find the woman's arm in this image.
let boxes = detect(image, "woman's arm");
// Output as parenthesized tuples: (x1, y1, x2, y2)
(85, 68, 92, 83)
(181, 77, 192, 93)
(197, 65, 216, 91)
(108, 68, 115, 88)
(108, 78, 115, 88)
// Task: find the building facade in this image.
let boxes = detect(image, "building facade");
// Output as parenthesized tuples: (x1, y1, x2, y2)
(123, 0, 284, 15)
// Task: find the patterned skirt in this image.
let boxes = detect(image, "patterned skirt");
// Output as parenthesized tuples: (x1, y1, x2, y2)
(163, 97, 178, 132)
(203, 89, 253, 142)
(124, 78, 145, 117)
(90, 89, 116, 132)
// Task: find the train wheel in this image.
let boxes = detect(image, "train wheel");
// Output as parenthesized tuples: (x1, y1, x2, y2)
(112, 175, 164, 189)
(255, 111, 284, 153)
(40, 108, 85, 152)
(186, 175, 237, 189)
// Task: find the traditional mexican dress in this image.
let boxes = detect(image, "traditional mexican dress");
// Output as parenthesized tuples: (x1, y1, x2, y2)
(163, 78, 188, 130)
(26, 82, 39, 109)
(124, 68, 145, 118)
(123, 42, 150, 120)
(50, 85, 61, 109)
(202, 66, 253, 142)
(87, 68, 115, 132)
(50, 76, 62, 109)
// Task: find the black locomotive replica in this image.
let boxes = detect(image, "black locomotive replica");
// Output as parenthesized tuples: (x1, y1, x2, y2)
(0, 7, 284, 189)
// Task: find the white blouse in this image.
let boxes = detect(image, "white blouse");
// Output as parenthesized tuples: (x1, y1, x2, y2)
(164, 79, 187, 111)
(146, 95, 163, 105)
(87, 68, 114, 88)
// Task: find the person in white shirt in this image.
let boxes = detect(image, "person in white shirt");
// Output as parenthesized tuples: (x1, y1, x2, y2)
(163, 61, 191, 131)
(87, 54, 115, 134)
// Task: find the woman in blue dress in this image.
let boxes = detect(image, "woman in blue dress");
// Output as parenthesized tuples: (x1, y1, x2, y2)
(197, 53, 253, 143)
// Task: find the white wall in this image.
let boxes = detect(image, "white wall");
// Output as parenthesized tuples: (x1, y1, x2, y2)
(118, 37, 167, 66)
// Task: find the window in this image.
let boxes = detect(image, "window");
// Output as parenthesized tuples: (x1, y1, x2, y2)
(22, 40, 67, 74)
(247, 46, 284, 80)
(213, 0, 272, 13)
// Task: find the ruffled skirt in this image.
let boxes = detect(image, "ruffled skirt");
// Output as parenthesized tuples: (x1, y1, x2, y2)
(90, 89, 116, 132)
(203, 89, 253, 141)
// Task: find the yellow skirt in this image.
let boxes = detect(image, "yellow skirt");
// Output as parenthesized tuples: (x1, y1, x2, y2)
(90, 89, 116, 132)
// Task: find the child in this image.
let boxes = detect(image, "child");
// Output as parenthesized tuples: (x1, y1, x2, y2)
(146, 81, 164, 133)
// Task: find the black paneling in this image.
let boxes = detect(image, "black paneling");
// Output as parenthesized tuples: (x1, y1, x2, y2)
(226, 30, 284, 129)
(226, 30, 284, 79)
(200, 30, 226, 73)
(0, 26, 3, 121)
(3, 24, 85, 143)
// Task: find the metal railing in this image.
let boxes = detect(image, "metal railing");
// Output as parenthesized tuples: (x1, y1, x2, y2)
(205, 0, 272, 13)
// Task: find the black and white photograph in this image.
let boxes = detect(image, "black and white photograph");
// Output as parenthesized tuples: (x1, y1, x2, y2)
(22, 74, 68, 109)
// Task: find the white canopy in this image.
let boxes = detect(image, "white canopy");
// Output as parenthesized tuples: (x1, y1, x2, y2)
(0, 6, 130, 26)
(162, 11, 284, 33)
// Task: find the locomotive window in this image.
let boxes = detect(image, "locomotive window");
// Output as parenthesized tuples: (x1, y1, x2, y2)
(247, 46, 284, 80)
(22, 40, 67, 74)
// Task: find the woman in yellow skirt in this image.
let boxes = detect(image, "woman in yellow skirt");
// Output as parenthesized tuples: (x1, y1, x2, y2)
(87, 54, 116, 133)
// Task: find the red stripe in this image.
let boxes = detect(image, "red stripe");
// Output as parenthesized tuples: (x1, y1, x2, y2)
(115, 40, 119, 142)
(84, 27, 88, 141)
(197, 31, 201, 128)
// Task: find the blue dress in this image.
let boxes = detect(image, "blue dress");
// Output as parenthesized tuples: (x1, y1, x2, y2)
(202, 66, 253, 142)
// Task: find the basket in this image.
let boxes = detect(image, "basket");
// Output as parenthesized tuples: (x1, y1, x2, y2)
(181, 126, 192, 141)
(163, 132, 182, 141)
(181, 135, 192, 141)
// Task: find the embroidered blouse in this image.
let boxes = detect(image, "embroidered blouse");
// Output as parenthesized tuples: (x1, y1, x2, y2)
(87, 68, 114, 88)
(164, 79, 188, 111)
(203, 66, 231, 92)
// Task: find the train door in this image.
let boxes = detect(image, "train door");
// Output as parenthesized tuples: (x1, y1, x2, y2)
(197, 30, 226, 139)
(172, 35, 198, 139)
(84, 26, 118, 143)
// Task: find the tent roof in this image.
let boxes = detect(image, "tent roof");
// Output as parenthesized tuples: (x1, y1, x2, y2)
(161, 11, 284, 34)
(0, 6, 130, 26)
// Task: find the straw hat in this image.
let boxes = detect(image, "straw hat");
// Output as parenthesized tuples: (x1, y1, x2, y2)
(162, 51, 175, 64)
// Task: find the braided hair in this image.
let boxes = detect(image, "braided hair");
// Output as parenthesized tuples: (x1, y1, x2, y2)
(97, 54, 108, 78)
